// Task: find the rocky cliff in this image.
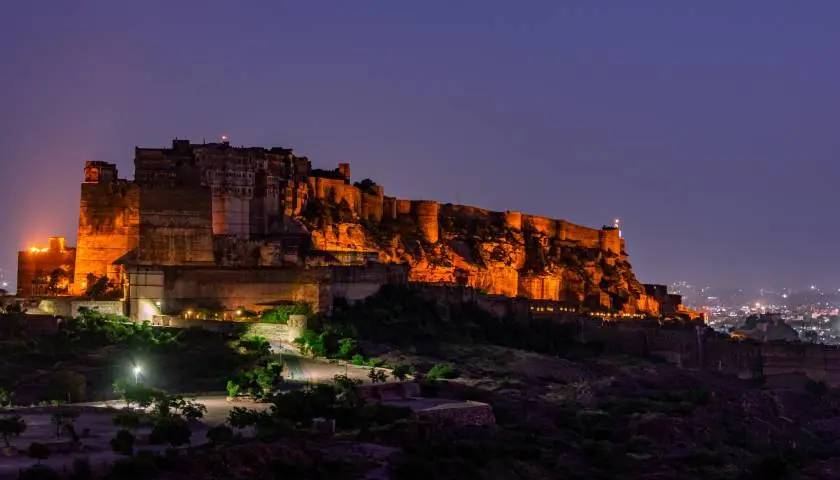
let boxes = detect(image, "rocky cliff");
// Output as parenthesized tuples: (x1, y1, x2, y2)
(300, 194, 658, 315)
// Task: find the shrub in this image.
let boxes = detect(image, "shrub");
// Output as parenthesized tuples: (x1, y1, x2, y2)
(226, 380, 241, 398)
(260, 303, 310, 324)
(294, 330, 328, 357)
(426, 363, 458, 380)
(238, 335, 271, 357)
(392, 364, 413, 381)
(28, 442, 51, 463)
(50, 411, 79, 437)
(149, 416, 191, 447)
(207, 424, 234, 446)
(113, 410, 142, 430)
(113, 380, 163, 409)
(0, 414, 26, 446)
(368, 369, 388, 383)
(351, 354, 366, 366)
(110, 429, 135, 455)
(336, 337, 358, 359)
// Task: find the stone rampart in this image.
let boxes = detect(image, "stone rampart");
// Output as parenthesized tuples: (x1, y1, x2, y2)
(412, 201, 440, 243)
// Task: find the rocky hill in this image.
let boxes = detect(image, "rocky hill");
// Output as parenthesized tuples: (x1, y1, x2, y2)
(299, 186, 662, 316)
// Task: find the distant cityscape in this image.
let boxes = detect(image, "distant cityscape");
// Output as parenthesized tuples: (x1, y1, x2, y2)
(672, 281, 840, 345)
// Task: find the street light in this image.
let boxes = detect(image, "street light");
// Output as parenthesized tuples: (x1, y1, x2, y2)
(133, 365, 142, 384)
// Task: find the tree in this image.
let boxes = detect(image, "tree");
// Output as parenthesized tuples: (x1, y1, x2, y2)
(0, 415, 26, 447)
(336, 337, 357, 359)
(426, 363, 458, 380)
(149, 416, 191, 447)
(47, 268, 69, 294)
(50, 411, 79, 437)
(368, 368, 388, 383)
(27, 442, 50, 464)
(113, 380, 161, 409)
(84, 273, 111, 299)
(0, 388, 13, 408)
(392, 364, 413, 381)
(110, 429, 135, 456)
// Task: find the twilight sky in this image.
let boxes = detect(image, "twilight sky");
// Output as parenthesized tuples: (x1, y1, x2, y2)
(1, 1, 839, 292)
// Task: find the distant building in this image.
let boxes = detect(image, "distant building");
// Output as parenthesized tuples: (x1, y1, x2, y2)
(16, 237, 76, 297)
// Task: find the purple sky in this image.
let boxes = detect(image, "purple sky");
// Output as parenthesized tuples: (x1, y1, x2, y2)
(1, 1, 839, 292)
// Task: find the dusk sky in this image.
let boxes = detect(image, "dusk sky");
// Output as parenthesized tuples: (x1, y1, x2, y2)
(1, 1, 839, 292)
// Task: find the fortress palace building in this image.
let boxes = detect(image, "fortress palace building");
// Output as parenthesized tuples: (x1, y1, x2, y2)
(17, 139, 698, 322)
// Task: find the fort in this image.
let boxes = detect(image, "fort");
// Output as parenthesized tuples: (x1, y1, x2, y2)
(17, 138, 697, 322)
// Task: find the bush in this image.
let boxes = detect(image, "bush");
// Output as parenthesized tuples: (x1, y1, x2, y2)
(228, 360, 284, 400)
(238, 335, 271, 357)
(336, 338, 358, 359)
(149, 416, 191, 447)
(260, 303, 310, 324)
(426, 363, 458, 380)
(392, 364, 413, 381)
(351, 354, 366, 366)
(226, 380, 241, 398)
(294, 330, 328, 357)
(0, 414, 26, 446)
(110, 429, 135, 455)
(207, 424, 234, 446)
(28, 442, 51, 463)
(368, 369, 388, 383)
(113, 380, 163, 409)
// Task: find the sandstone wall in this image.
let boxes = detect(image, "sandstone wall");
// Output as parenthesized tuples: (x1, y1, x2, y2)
(73, 181, 140, 293)
(412, 201, 440, 243)
(518, 274, 561, 301)
(557, 221, 601, 249)
(361, 191, 384, 222)
(161, 266, 329, 314)
(523, 215, 557, 237)
(137, 187, 215, 265)
(17, 245, 76, 297)
(307, 177, 362, 216)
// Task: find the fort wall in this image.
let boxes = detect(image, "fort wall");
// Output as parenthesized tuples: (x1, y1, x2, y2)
(361, 189, 384, 222)
(137, 187, 215, 265)
(17, 238, 76, 297)
(307, 176, 362, 216)
(73, 168, 140, 293)
(412, 201, 440, 243)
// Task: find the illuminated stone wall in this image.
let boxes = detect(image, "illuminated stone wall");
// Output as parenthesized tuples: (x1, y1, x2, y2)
(16, 238, 76, 297)
(73, 168, 140, 294)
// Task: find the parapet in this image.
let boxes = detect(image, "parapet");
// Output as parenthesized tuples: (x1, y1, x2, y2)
(84, 161, 118, 184)
(337, 163, 351, 181)
(599, 228, 621, 255)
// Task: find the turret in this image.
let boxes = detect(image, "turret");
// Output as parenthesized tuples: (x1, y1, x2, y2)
(412, 201, 440, 243)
